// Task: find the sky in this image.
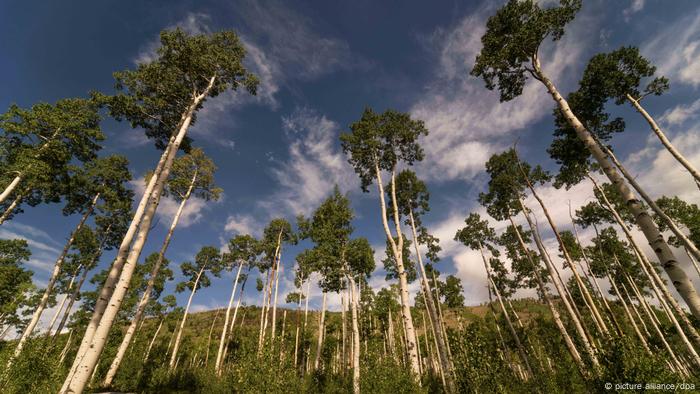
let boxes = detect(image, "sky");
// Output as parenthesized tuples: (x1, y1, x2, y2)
(2, 0, 700, 333)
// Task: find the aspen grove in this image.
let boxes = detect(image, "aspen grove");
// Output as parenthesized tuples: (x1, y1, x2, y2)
(1, 1, 700, 393)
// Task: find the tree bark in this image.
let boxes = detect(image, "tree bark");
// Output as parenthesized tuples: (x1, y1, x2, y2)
(204, 309, 221, 366)
(479, 243, 533, 379)
(508, 215, 588, 377)
(314, 292, 327, 370)
(103, 173, 196, 386)
(11, 192, 98, 362)
(598, 141, 700, 264)
(518, 199, 600, 369)
(169, 267, 204, 369)
(0, 190, 23, 225)
(374, 162, 420, 377)
(215, 261, 244, 375)
(143, 318, 163, 363)
(532, 57, 700, 319)
(408, 211, 455, 391)
(348, 283, 360, 385)
(627, 94, 700, 185)
(590, 175, 700, 350)
(517, 159, 609, 337)
(60, 82, 201, 393)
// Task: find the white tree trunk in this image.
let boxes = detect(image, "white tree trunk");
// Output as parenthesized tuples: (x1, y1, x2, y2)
(519, 164, 609, 337)
(598, 142, 700, 264)
(518, 199, 600, 369)
(103, 176, 194, 386)
(143, 318, 163, 363)
(0, 175, 23, 206)
(627, 94, 700, 185)
(271, 248, 282, 340)
(215, 261, 244, 375)
(533, 58, 700, 318)
(408, 210, 455, 391)
(46, 269, 79, 338)
(590, 175, 700, 350)
(508, 215, 588, 377)
(374, 163, 420, 377)
(204, 309, 221, 366)
(169, 268, 204, 369)
(314, 292, 327, 370)
(61, 77, 215, 394)
(11, 193, 98, 362)
(0, 191, 23, 225)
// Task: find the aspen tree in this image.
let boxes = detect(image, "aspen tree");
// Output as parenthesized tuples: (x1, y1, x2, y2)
(341, 108, 428, 377)
(169, 246, 224, 369)
(471, 0, 700, 318)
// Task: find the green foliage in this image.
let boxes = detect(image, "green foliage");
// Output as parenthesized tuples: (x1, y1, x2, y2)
(176, 246, 224, 293)
(164, 147, 222, 201)
(471, 0, 581, 102)
(340, 108, 428, 192)
(382, 233, 417, 283)
(479, 149, 550, 220)
(439, 275, 465, 308)
(0, 239, 33, 329)
(99, 28, 258, 151)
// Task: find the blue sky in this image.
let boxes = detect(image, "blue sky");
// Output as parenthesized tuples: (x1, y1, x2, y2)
(2, 0, 700, 327)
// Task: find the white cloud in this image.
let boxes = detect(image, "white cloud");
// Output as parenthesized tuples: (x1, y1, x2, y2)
(224, 214, 262, 237)
(265, 107, 358, 216)
(661, 98, 700, 126)
(623, 0, 645, 21)
(642, 10, 700, 87)
(411, 4, 596, 182)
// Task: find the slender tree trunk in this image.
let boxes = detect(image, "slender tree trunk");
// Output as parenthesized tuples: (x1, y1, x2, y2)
(204, 309, 220, 366)
(609, 272, 652, 354)
(517, 160, 609, 337)
(169, 267, 204, 369)
(348, 276, 361, 394)
(12, 193, 98, 362)
(0, 191, 23, 225)
(342, 288, 347, 373)
(294, 277, 303, 368)
(508, 215, 588, 377)
(143, 318, 163, 363)
(103, 176, 195, 386)
(624, 272, 690, 373)
(533, 58, 700, 319)
(626, 94, 700, 185)
(431, 270, 453, 364)
(598, 141, 700, 264)
(258, 269, 271, 351)
(271, 246, 282, 341)
(314, 292, 327, 370)
(58, 329, 74, 364)
(215, 261, 244, 375)
(518, 199, 600, 369)
(408, 210, 456, 392)
(479, 244, 533, 379)
(685, 248, 700, 280)
(374, 162, 420, 377)
(61, 81, 210, 393)
(590, 175, 700, 350)
(0, 175, 23, 206)
(387, 309, 397, 362)
(222, 274, 248, 364)
(569, 207, 624, 337)
(46, 269, 80, 338)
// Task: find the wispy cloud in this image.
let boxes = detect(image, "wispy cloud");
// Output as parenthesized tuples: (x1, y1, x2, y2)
(661, 98, 700, 126)
(410, 3, 596, 182)
(642, 9, 700, 87)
